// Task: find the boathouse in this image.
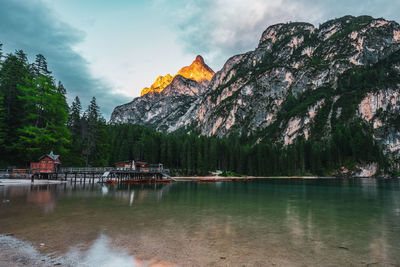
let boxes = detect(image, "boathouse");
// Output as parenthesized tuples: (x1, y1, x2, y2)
(115, 160, 163, 172)
(30, 151, 61, 174)
(141, 163, 163, 173)
(115, 160, 136, 169)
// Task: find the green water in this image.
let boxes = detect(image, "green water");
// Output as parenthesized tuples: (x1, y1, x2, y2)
(1, 179, 400, 266)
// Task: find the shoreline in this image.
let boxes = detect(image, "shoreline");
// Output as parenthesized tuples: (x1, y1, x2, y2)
(0, 234, 176, 267)
(0, 234, 68, 267)
(0, 179, 67, 186)
(0, 175, 394, 186)
(173, 175, 341, 181)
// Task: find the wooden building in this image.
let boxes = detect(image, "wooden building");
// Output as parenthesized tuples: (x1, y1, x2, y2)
(115, 160, 163, 172)
(141, 163, 163, 173)
(30, 151, 61, 174)
(115, 160, 136, 169)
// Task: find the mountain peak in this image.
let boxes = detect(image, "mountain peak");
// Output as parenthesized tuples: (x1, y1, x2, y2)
(140, 74, 174, 96)
(140, 55, 214, 97)
(177, 55, 215, 83)
(194, 55, 204, 64)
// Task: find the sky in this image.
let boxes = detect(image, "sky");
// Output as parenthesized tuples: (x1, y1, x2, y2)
(1, 0, 400, 119)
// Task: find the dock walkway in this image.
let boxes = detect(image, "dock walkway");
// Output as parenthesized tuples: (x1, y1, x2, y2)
(27, 167, 171, 184)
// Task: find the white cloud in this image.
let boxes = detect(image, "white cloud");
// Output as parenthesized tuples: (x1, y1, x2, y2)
(162, 0, 323, 69)
(159, 0, 400, 70)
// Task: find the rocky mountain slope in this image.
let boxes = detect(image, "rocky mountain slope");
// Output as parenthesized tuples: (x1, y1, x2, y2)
(110, 15, 400, 172)
(140, 74, 174, 96)
(139, 55, 215, 97)
(110, 56, 215, 131)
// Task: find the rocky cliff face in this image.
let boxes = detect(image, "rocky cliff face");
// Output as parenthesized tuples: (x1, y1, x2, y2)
(192, 16, 400, 168)
(139, 55, 215, 97)
(196, 16, 400, 137)
(177, 55, 215, 82)
(110, 15, 400, 169)
(110, 56, 214, 131)
(140, 74, 174, 96)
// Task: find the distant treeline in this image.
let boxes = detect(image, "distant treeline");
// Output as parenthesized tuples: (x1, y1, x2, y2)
(106, 123, 387, 176)
(0, 44, 389, 176)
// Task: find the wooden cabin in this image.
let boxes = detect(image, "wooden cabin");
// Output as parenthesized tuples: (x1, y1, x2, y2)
(141, 163, 163, 173)
(30, 151, 61, 174)
(115, 160, 136, 169)
(114, 160, 163, 172)
(135, 161, 147, 171)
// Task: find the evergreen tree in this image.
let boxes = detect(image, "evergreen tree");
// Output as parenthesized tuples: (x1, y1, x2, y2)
(57, 81, 66, 95)
(82, 97, 108, 166)
(0, 43, 3, 62)
(68, 96, 82, 137)
(0, 43, 3, 151)
(34, 54, 51, 77)
(65, 96, 85, 166)
(0, 52, 30, 163)
(17, 73, 70, 161)
(15, 50, 28, 66)
(0, 93, 5, 149)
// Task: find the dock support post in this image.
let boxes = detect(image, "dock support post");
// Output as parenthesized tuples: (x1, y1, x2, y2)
(74, 173, 77, 184)
(84, 173, 86, 184)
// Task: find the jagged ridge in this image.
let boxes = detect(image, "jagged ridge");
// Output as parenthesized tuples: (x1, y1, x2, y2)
(110, 56, 214, 132)
(140, 55, 215, 96)
(110, 16, 400, 173)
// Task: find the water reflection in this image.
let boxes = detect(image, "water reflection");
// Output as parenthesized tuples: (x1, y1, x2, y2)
(27, 190, 57, 213)
(0, 182, 174, 213)
(101, 186, 109, 196)
(0, 179, 399, 266)
(130, 192, 134, 206)
(66, 234, 135, 267)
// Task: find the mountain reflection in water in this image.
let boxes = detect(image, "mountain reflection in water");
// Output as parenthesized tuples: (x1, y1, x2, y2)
(0, 179, 399, 266)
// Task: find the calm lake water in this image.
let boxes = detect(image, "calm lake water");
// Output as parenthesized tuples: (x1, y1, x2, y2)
(1, 178, 400, 266)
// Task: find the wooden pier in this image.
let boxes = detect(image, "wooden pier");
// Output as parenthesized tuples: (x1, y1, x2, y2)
(59, 167, 171, 183)
(30, 167, 172, 184)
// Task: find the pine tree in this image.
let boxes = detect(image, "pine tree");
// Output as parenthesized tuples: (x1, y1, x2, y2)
(34, 54, 51, 77)
(82, 97, 108, 166)
(15, 50, 28, 66)
(17, 73, 70, 161)
(65, 96, 85, 166)
(0, 43, 3, 151)
(0, 43, 3, 63)
(57, 81, 66, 95)
(0, 93, 5, 149)
(0, 52, 30, 163)
(68, 96, 82, 136)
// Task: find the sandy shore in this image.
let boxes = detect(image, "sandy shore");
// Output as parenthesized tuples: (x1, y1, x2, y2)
(0, 234, 177, 267)
(0, 234, 70, 267)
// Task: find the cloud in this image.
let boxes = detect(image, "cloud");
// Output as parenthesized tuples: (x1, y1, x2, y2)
(0, 0, 128, 119)
(159, 0, 400, 70)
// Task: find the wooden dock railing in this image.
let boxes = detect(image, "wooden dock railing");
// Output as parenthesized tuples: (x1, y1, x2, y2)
(61, 167, 114, 173)
(60, 167, 169, 174)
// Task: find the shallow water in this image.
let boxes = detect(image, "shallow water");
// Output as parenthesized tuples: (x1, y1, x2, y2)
(1, 178, 400, 266)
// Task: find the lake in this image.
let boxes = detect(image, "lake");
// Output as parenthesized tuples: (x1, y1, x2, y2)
(1, 178, 400, 266)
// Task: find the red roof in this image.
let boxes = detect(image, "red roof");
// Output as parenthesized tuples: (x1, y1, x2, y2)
(39, 151, 60, 161)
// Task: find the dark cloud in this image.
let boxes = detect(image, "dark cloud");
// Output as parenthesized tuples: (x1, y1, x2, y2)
(0, 0, 129, 119)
